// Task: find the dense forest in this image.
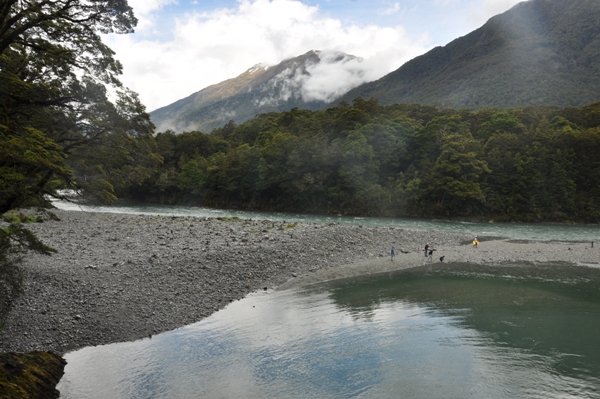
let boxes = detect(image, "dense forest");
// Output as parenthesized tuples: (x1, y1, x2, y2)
(117, 99, 600, 223)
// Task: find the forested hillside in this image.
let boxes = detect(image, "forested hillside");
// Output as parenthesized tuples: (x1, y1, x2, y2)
(120, 99, 600, 223)
(339, 0, 600, 109)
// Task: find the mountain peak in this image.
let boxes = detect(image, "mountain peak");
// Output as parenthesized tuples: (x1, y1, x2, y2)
(246, 63, 270, 74)
(150, 49, 369, 133)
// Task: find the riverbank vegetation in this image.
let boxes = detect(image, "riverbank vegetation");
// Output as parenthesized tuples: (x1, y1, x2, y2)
(122, 99, 600, 223)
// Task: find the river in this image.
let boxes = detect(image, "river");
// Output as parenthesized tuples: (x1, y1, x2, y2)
(52, 200, 600, 242)
(57, 263, 600, 399)
(53, 201, 600, 398)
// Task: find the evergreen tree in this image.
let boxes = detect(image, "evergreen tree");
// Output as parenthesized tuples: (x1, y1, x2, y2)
(0, 0, 158, 308)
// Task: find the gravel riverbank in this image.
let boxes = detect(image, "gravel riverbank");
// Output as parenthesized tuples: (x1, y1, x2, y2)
(1, 209, 598, 355)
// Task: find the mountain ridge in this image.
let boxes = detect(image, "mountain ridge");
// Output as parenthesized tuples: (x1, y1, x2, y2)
(338, 0, 600, 109)
(151, 0, 600, 133)
(150, 50, 364, 133)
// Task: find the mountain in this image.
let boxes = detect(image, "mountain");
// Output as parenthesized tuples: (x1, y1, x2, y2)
(339, 0, 600, 109)
(150, 50, 365, 133)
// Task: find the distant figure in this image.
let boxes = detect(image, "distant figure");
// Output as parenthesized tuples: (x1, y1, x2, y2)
(427, 248, 435, 262)
(391, 247, 395, 261)
(473, 236, 479, 247)
(439, 255, 445, 262)
(424, 243, 429, 257)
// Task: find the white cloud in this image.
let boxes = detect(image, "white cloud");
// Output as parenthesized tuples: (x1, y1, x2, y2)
(105, 0, 432, 112)
(253, 51, 378, 105)
(381, 2, 401, 15)
(126, 0, 177, 32)
(299, 50, 406, 103)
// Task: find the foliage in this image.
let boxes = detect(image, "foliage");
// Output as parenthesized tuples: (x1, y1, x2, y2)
(0, 0, 160, 213)
(0, 1, 160, 309)
(124, 99, 600, 223)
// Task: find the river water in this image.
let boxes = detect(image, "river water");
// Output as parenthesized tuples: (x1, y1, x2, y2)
(58, 264, 600, 399)
(54, 202, 600, 398)
(52, 200, 600, 242)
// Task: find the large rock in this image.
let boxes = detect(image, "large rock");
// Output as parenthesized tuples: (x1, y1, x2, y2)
(0, 352, 66, 399)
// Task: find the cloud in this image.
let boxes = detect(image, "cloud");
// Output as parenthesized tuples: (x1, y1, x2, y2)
(126, 0, 177, 32)
(253, 51, 373, 106)
(105, 0, 431, 111)
(381, 2, 401, 15)
(301, 52, 369, 103)
(300, 51, 396, 103)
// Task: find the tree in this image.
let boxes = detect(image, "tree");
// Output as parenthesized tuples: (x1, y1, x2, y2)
(428, 129, 491, 215)
(0, 0, 158, 212)
(0, 0, 159, 308)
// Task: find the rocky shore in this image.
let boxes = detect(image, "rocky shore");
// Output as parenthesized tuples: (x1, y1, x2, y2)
(0, 209, 598, 356)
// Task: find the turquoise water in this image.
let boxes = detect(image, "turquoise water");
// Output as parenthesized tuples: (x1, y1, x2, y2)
(52, 200, 600, 242)
(58, 264, 600, 399)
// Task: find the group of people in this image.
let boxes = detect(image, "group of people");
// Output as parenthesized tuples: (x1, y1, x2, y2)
(389, 243, 444, 263)
(391, 235, 480, 263)
(423, 243, 443, 263)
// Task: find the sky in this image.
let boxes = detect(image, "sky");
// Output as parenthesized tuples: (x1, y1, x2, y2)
(104, 0, 524, 112)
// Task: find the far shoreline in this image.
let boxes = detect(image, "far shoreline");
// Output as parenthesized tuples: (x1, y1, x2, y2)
(50, 200, 600, 242)
(86, 194, 600, 226)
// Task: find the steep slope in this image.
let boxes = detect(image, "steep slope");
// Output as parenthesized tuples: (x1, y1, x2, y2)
(150, 50, 363, 133)
(339, 0, 600, 109)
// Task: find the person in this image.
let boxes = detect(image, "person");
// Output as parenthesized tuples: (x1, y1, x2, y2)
(424, 243, 429, 257)
(428, 248, 435, 262)
(473, 236, 479, 247)
(391, 247, 395, 261)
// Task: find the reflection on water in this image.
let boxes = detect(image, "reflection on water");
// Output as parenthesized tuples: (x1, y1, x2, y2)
(58, 263, 600, 399)
(52, 199, 600, 242)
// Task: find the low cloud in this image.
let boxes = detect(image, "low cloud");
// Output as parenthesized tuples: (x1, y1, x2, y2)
(256, 51, 390, 106)
(301, 52, 371, 103)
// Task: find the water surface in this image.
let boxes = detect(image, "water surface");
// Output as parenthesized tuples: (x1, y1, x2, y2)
(52, 200, 600, 242)
(58, 263, 600, 399)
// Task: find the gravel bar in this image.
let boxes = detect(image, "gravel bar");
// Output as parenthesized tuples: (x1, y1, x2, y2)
(1, 209, 598, 355)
